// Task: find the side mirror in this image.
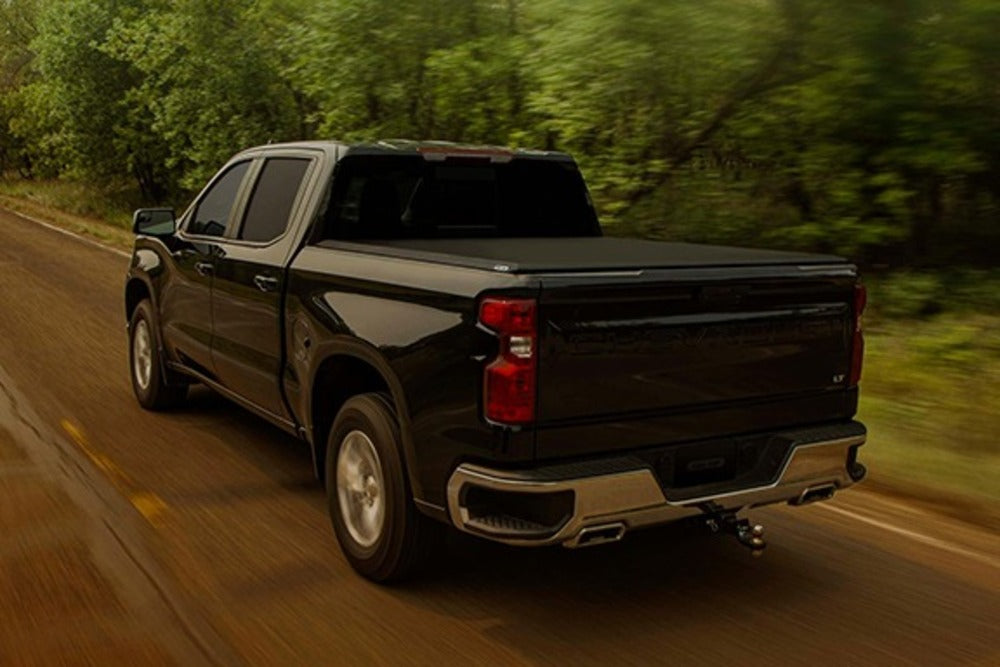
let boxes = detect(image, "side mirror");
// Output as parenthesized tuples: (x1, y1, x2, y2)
(133, 208, 176, 236)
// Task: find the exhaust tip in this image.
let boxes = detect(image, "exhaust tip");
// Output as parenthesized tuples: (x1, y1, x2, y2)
(792, 484, 837, 506)
(565, 522, 626, 548)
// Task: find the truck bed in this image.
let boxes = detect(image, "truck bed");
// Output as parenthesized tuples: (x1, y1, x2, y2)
(313, 233, 858, 463)
(315, 237, 846, 273)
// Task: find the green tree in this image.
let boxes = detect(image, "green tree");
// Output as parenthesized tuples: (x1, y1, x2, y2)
(284, 0, 526, 141)
(519, 0, 815, 225)
(726, 0, 999, 262)
(17, 0, 173, 197)
(105, 0, 305, 190)
(0, 0, 38, 175)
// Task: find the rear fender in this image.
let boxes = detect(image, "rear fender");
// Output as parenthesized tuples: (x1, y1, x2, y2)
(305, 338, 424, 501)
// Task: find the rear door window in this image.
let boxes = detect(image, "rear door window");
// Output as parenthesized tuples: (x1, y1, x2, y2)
(238, 158, 312, 243)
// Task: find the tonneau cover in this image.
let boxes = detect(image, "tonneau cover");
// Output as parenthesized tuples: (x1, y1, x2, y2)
(317, 237, 845, 273)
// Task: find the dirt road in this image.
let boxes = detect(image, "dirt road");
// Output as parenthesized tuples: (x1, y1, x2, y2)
(1, 208, 997, 665)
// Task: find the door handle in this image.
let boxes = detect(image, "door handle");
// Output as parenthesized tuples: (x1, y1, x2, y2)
(194, 261, 213, 277)
(253, 274, 279, 292)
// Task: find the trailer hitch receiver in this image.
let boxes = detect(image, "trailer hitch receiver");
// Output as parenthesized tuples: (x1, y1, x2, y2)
(702, 509, 766, 556)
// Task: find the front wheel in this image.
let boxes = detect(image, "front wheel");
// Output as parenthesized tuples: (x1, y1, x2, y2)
(129, 300, 187, 410)
(326, 393, 441, 582)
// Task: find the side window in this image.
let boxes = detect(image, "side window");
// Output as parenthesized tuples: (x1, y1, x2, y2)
(189, 161, 251, 237)
(238, 158, 311, 243)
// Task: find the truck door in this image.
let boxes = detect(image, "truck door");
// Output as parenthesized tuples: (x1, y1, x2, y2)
(161, 160, 253, 377)
(211, 156, 314, 420)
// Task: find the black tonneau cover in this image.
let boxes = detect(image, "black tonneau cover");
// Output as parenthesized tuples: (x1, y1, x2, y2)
(316, 237, 845, 273)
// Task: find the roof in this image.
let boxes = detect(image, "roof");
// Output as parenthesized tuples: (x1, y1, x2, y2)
(235, 139, 574, 162)
(347, 139, 573, 162)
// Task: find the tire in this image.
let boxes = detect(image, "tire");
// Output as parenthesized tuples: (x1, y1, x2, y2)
(129, 299, 187, 410)
(326, 393, 442, 582)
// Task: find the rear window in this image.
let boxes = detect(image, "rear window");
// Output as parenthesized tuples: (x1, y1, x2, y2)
(320, 155, 600, 240)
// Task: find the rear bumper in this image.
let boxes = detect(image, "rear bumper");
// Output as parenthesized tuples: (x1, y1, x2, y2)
(446, 422, 866, 547)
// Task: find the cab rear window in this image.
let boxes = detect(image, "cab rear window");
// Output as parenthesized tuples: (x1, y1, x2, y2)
(321, 155, 600, 240)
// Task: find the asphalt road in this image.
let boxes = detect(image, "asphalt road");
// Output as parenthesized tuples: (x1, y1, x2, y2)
(0, 207, 998, 666)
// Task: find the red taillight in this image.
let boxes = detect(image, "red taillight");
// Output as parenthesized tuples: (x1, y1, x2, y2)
(479, 297, 537, 425)
(849, 283, 867, 386)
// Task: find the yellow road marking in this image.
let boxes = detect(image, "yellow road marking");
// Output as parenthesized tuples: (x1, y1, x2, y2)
(60, 419, 168, 525)
(129, 491, 167, 523)
(60, 419, 87, 449)
(62, 418, 128, 479)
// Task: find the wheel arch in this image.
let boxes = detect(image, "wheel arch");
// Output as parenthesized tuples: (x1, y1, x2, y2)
(307, 343, 423, 500)
(125, 273, 189, 390)
(124, 276, 153, 324)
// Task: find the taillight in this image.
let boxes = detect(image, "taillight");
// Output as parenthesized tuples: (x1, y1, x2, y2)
(849, 283, 867, 386)
(478, 297, 537, 425)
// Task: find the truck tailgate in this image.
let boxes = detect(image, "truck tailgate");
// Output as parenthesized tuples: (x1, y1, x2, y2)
(536, 268, 856, 446)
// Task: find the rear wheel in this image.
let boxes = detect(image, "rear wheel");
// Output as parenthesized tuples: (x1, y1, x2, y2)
(326, 393, 441, 582)
(129, 300, 187, 410)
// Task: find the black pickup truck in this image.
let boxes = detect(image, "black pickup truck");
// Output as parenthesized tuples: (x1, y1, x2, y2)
(126, 140, 867, 581)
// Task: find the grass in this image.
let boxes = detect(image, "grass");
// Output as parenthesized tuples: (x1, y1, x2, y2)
(859, 313, 1000, 512)
(0, 177, 145, 251)
(1, 177, 997, 521)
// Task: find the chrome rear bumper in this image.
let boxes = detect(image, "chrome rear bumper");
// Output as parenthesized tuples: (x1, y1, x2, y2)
(446, 425, 866, 547)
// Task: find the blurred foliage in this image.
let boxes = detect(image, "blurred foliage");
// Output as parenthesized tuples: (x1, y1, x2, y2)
(857, 270, 1000, 503)
(1, 0, 1000, 267)
(860, 307, 1000, 504)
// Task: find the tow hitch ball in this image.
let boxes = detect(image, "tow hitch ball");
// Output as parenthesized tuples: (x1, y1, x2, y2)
(704, 513, 766, 556)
